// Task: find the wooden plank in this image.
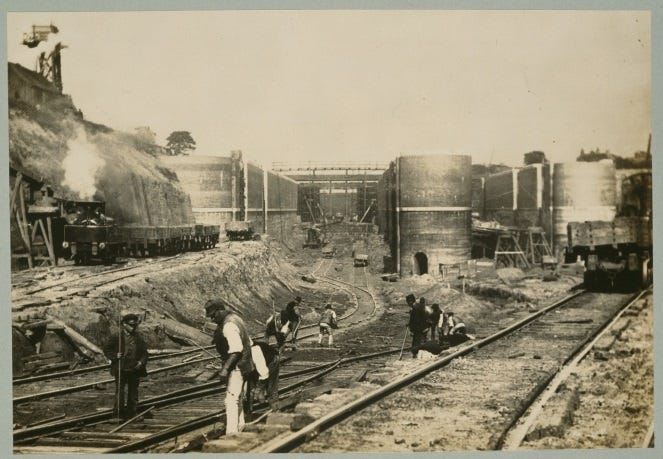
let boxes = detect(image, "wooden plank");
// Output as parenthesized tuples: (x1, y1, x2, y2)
(13, 446, 107, 454)
(60, 431, 151, 440)
(35, 437, 127, 447)
(21, 351, 60, 363)
(9, 171, 22, 213)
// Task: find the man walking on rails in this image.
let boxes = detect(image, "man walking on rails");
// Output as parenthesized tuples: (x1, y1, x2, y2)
(205, 299, 256, 434)
(103, 312, 149, 420)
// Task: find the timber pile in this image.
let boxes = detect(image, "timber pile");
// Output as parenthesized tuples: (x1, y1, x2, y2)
(20, 351, 69, 375)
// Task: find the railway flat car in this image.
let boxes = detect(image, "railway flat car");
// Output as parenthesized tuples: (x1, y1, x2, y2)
(567, 217, 652, 291)
(60, 200, 220, 264)
(225, 221, 255, 241)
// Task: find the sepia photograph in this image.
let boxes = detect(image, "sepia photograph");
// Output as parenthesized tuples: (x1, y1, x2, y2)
(3, 1, 658, 456)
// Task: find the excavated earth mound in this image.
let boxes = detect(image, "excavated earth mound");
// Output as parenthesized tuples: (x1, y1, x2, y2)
(12, 240, 336, 374)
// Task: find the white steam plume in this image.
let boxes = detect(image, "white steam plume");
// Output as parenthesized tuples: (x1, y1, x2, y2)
(61, 127, 105, 200)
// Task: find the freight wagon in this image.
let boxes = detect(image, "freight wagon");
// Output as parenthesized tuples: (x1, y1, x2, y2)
(566, 217, 652, 291)
(61, 201, 219, 265)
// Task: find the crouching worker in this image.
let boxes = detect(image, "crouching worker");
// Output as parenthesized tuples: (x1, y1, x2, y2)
(318, 303, 338, 347)
(440, 311, 473, 347)
(264, 299, 302, 348)
(103, 313, 149, 420)
(205, 299, 255, 434)
(413, 340, 444, 360)
(249, 341, 280, 411)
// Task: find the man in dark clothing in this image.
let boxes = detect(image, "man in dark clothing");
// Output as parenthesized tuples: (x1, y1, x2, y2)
(405, 293, 416, 308)
(103, 313, 149, 419)
(408, 297, 429, 358)
(264, 299, 302, 348)
(429, 303, 442, 341)
(206, 299, 256, 434)
(249, 341, 280, 410)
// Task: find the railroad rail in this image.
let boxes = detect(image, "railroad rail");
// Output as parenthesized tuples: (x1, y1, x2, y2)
(159, 288, 643, 454)
(287, 289, 651, 453)
(500, 288, 653, 450)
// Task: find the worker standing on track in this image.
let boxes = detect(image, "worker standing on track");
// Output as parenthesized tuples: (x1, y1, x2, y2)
(429, 303, 442, 341)
(205, 299, 255, 434)
(318, 303, 338, 347)
(103, 313, 149, 420)
(408, 297, 429, 358)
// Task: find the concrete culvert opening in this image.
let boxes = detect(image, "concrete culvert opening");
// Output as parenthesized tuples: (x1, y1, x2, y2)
(414, 252, 428, 275)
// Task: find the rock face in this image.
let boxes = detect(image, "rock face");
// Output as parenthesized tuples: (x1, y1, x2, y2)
(8, 64, 194, 225)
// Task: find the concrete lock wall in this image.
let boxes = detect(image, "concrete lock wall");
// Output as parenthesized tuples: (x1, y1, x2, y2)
(552, 160, 616, 252)
(376, 174, 388, 234)
(160, 155, 236, 227)
(398, 154, 472, 276)
(246, 162, 265, 231)
(484, 168, 517, 226)
(515, 163, 552, 239)
(266, 170, 299, 243)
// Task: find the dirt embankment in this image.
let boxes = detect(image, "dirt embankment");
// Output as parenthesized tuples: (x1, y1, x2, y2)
(13, 240, 335, 373)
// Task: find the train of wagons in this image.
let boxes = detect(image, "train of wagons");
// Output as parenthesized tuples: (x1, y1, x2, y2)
(564, 171, 653, 292)
(61, 201, 220, 265)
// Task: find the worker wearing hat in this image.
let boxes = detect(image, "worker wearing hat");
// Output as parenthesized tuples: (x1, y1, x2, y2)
(264, 297, 302, 348)
(205, 299, 255, 434)
(318, 303, 338, 347)
(408, 297, 430, 358)
(103, 312, 149, 420)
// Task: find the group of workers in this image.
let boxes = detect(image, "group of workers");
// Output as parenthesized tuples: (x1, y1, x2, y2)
(102, 291, 467, 433)
(406, 293, 472, 359)
(104, 295, 338, 434)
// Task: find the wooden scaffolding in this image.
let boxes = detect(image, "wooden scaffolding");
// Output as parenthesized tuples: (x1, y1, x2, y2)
(10, 170, 61, 269)
(493, 230, 530, 269)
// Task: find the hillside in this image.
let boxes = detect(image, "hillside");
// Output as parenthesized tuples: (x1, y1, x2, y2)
(8, 74, 194, 226)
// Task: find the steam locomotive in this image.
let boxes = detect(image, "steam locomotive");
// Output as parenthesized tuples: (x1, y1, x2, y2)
(61, 201, 220, 265)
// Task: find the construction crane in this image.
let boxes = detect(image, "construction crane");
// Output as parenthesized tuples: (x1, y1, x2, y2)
(22, 23, 59, 48)
(21, 23, 66, 92)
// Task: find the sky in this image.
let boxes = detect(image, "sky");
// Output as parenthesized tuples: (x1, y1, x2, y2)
(6, 9, 651, 168)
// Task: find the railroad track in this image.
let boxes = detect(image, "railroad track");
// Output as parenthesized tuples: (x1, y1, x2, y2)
(13, 252, 385, 453)
(12, 251, 212, 308)
(18, 251, 647, 453)
(12, 340, 408, 454)
(141, 288, 643, 453)
(284, 289, 652, 453)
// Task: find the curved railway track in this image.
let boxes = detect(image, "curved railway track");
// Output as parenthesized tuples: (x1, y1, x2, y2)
(13, 249, 385, 453)
(14, 244, 651, 453)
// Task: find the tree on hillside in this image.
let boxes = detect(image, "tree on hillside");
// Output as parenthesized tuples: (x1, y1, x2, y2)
(166, 131, 196, 155)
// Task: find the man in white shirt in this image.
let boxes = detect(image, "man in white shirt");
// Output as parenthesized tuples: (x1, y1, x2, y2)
(205, 299, 255, 434)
